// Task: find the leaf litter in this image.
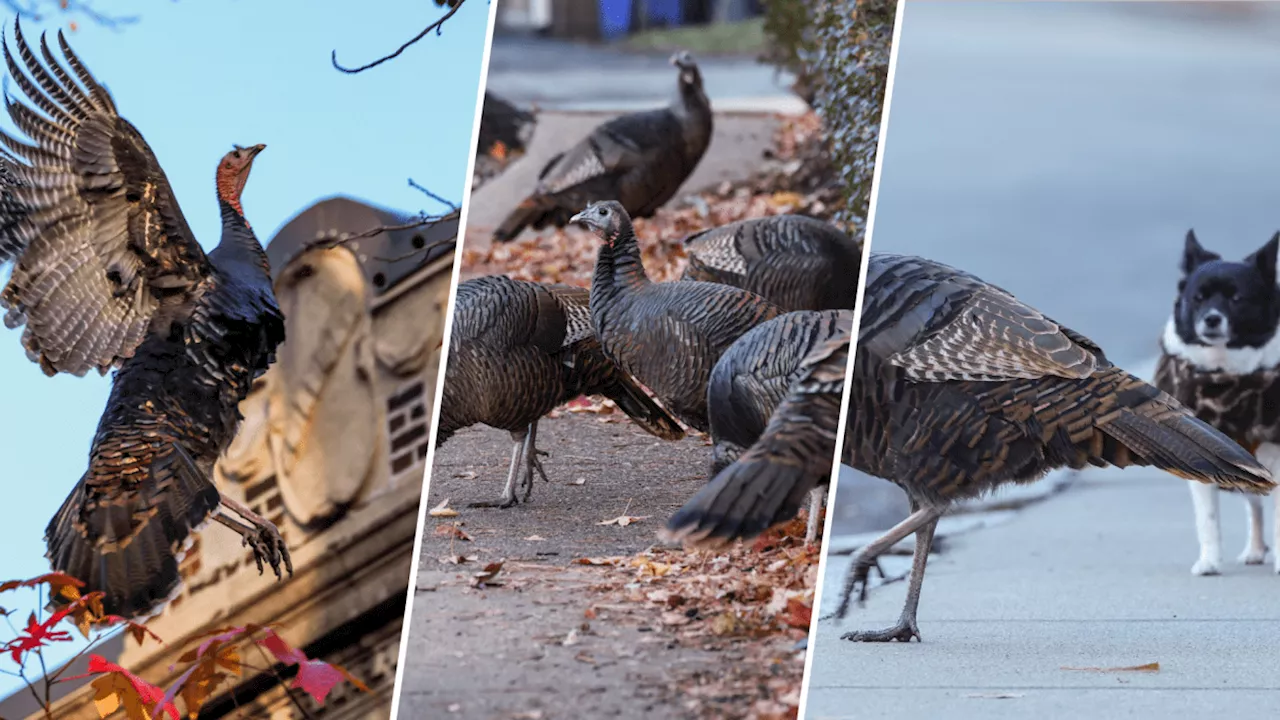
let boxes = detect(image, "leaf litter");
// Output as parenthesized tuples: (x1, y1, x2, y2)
(451, 113, 836, 719)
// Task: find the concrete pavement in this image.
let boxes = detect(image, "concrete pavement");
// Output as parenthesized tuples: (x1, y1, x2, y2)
(805, 471, 1280, 719)
(484, 34, 800, 112)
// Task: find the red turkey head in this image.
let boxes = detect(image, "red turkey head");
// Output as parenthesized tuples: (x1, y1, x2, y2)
(216, 143, 266, 215)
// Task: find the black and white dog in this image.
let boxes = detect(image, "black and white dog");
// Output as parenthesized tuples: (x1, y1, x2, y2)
(1155, 230, 1280, 575)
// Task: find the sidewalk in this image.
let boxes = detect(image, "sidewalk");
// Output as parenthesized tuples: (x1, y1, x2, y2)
(806, 471, 1280, 719)
(485, 35, 798, 111)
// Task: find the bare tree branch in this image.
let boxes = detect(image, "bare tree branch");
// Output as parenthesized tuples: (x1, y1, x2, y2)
(2, 0, 139, 29)
(408, 177, 460, 212)
(303, 213, 458, 264)
(330, 0, 469, 74)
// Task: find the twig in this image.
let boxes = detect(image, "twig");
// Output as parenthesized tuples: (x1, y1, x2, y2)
(372, 237, 456, 264)
(331, 0, 467, 74)
(253, 643, 315, 720)
(62, 0, 139, 28)
(46, 629, 111, 685)
(1, 0, 138, 28)
(302, 211, 458, 265)
(408, 178, 460, 212)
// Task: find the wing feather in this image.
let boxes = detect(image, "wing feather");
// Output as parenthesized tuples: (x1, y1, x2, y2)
(864, 254, 1101, 383)
(0, 21, 209, 376)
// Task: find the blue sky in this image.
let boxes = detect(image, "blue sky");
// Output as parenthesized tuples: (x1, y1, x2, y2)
(0, 0, 491, 693)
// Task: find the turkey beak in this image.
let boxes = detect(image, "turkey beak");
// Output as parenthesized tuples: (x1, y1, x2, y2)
(246, 144, 266, 160)
(569, 209, 590, 228)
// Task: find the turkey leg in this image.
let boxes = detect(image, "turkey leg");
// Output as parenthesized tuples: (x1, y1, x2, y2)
(830, 506, 942, 620)
(518, 421, 551, 503)
(804, 486, 827, 544)
(214, 495, 293, 579)
(841, 512, 938, 643)
(470, 434, 525, 508)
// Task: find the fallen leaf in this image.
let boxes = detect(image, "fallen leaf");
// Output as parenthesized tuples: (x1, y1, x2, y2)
(710, 613, 738, 635)
(966, 692, 1024, 699)
(781, 598, 812, 630)
(568, 478, 587, 486)
(1061, 662, 1160, 673)
(434, 525, 471, 541)
(524, 535, 546, 541)
(598, 515, 651, 527)
(428, 499, 459, 518)
(562, 628, 579, 646)
(573, 557, 622, 566)
(471, 562, 504, 588)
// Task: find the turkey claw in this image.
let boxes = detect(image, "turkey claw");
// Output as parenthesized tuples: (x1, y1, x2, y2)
(242, 523, 292, 580)
(841, 620, 921, 643)
(824, 557, 890, 621)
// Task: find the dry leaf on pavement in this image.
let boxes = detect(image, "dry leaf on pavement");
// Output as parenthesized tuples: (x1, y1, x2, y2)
(428, 499, 459, 518)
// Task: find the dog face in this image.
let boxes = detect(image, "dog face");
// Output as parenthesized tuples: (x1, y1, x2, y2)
(1174, 230, 1280, 350)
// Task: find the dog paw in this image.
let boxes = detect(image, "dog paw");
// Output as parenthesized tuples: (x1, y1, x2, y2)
(1239, 547, 1268, 565)
(1191, 557, 1222, 576)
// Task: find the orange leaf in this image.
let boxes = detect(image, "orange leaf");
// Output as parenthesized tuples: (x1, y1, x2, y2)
(781, 598, 812, 630)
(71, 655, 178, 720)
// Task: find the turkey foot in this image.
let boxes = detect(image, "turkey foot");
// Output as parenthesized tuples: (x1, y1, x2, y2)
(215, 496, 293, 579)
(829, 507, 942, 621)
(841, 618, 921, 643)
(820, 559, 887, 621)
(472, 424, 544, 508)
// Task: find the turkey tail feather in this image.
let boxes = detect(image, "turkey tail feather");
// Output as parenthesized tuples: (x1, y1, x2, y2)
(493, 196, 549, 243)
(662, 452, 817, 546)
(602, 376, 685, 441)
(44, 447, 221, 619)
(1101, 392, 1273, 493)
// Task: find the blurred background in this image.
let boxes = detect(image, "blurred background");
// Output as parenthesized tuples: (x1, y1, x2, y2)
(466, 0, 808, 257)
(0, 0, 488, 717)
(830, 0, 1280, 581)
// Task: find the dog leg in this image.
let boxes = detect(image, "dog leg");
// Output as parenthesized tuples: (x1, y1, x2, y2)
(1189, 481, 1223, 576)
(1259, 443, 1280, 573)
(1239, 494, 1268, 564)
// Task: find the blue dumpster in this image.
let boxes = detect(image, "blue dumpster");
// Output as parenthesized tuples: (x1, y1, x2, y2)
(599, 0, 633, 39)
(646, 0, 682, 26)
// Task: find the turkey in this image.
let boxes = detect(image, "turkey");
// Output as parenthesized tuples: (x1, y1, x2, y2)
(0, 23, 290, 619)
(834, 253, 1273, 643)
(663, 310, 852, 546)
(474, 92, 536, 188)
(681, 215, 863, 311)
(573, 201, 781, 434)
(493, 51, 712, 243)
(438, 275, 685, 507)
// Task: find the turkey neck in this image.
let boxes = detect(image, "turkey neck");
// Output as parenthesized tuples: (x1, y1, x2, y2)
(591, 220, 652, 311)
(672, 78, 713, 157)
(210, 197, 271, 277)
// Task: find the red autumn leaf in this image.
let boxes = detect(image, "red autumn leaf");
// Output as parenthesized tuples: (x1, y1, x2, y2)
(292, 660, 346, 704)
(6, 611, 74, 663)
(0, 572, 85, 595)
(102, 615, 165, 648)
(63, 654, 180, 720)
(781, 598, 812, 630)
(259, 629, 306, 665)
(257, 630, 370, 702)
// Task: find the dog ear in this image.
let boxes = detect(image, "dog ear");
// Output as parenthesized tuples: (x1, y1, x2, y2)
(1182, 229, 1219, 274)
(1245, 232, 1280, 284)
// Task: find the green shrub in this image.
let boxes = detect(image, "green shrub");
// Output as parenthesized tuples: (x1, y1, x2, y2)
(762, 0, 897, 236)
